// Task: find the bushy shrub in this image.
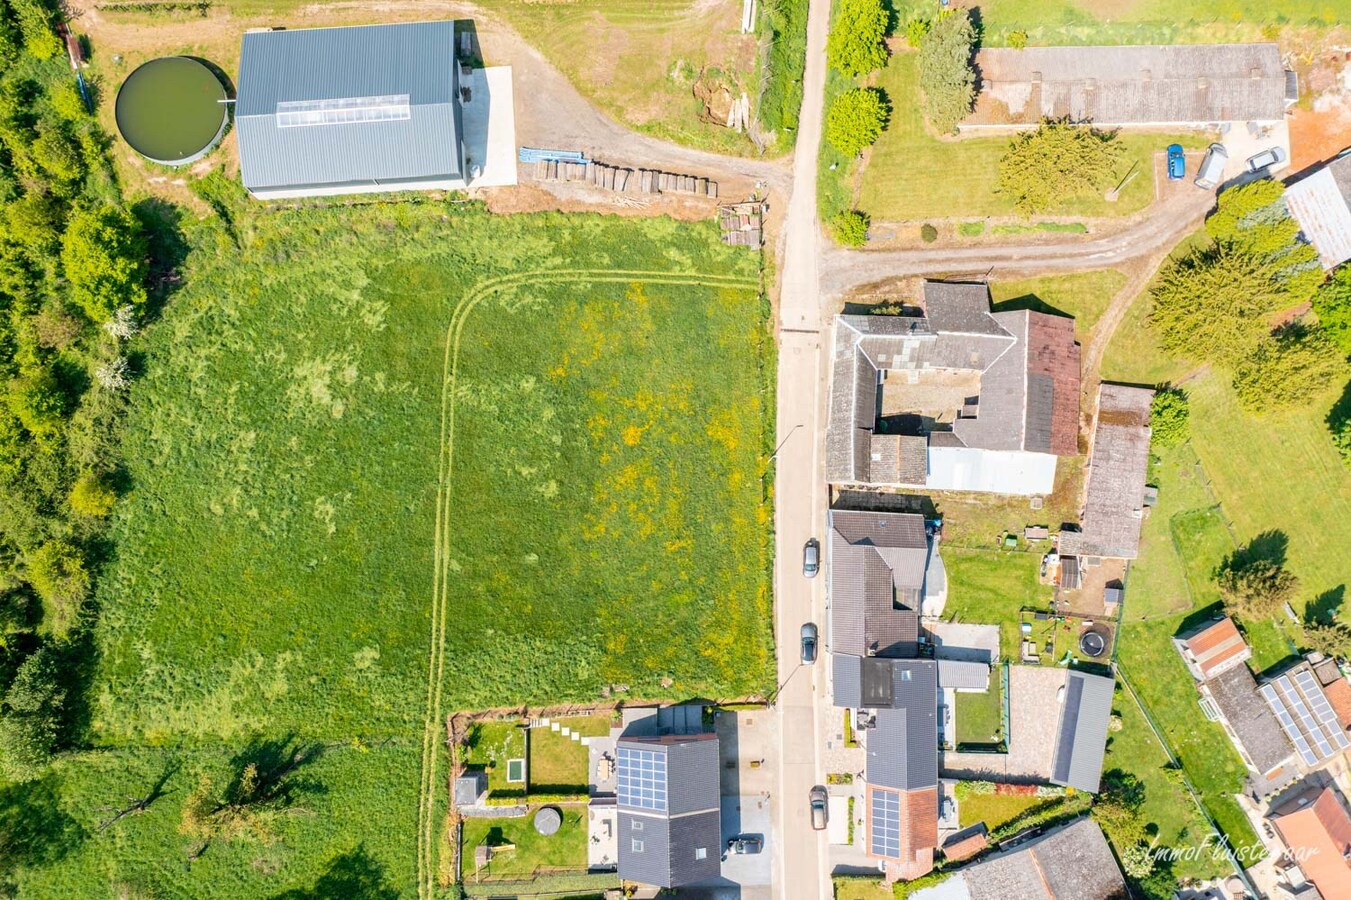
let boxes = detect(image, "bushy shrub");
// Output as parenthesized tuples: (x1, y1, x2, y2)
(60, 204, 149, 323)
(831, 210, 869, 247)
(69, 471, 115, 517)
(0, 648, 65, 781)
(1232, 324, 1345, 414)
(825, 87, 889, 157)
(1149, 388, 1190, 448)
(826, 0, 888, 78)
(7, 369, 69, 436)
(27, 539, 89, 635)
(1313, 266, 1351, 355)
(1008, 30, 1028, 49)
(920, 223, 938, 243)
(904, 14, 931, 48)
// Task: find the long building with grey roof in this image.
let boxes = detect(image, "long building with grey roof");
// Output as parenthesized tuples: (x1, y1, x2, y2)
(961, 43, 1293, 131)
(1285, 151, 1351, 270)
(235, 21, 516, 199)
(826, 281, 1081, 496)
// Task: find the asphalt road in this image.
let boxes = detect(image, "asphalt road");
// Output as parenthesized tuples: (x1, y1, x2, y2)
(770, 0, 833, 896)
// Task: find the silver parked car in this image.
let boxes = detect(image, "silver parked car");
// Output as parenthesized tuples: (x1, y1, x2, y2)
(809, 785, 829, 830)
(800, 622, 818, 665)
(803, 538, 820, 578)
(1247, 146, 1286, 172)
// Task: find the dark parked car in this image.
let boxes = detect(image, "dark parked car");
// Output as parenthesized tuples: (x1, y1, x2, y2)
(800, 622, 818, 665)
(725, 836, 764, 858)
(809, 785, 829, 830)
(1166, 143, 1185, 180)
(803, 538, 819, 578)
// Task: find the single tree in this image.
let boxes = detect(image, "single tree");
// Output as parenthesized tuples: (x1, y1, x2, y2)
(904, 14, 930, 48)
(825, 88, 890, 158)
(69, 472, 116, 518)
(6, 369, 70, 437)
(996, 119, 1125, 213)
(1218, 556, 1298, 623)
(1332, 410, 1351, 468)
(1092, 769, 1147, 847)
(0, 648, 65, 782)
(1149, 243, 1288, 368)
(1206, 180, 1324, 304)
(1149, 388, 1190, 449)
(60, 205, 148, 324)
(917, 8, 976, 134)
(1303, 619, 1351, 661)
(26, 539, 90, 636)
(826, 0, 889, 78)
(1232, 323, 1346, 414)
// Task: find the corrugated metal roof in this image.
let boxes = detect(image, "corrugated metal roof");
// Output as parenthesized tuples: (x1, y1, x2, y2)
(966, 43, 1288, 127)
(938, 660, 991, 691)
(1285, 158, 1351, 270)
(834, 654, 863, 708)
(236, 22, 462, 193)
(1072, 383, 1153, 559)
(1051, 671, 1114, 793)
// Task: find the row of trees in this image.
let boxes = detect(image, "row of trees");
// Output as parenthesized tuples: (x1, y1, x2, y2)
(823, 0, 890, 246)
(0, 0, 149, 782)
(1149, 180, 1348, 423)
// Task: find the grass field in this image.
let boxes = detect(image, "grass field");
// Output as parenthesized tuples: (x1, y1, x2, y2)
(527, 716, 610, 794)
(6, 202, 773, 896)
(955, 790, 1046, 830)
(856, 53, 1205, 224)
(955, 686, 1003, 746)
(989, 270, 1128, 343)
(464, 721, 528, 798)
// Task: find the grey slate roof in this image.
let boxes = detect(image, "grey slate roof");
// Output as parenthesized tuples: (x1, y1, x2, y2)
(938, 659, 991, 691)
(960, 817, 1127, 900)
(615, 734, 721, 888)
(1285, 153, 1351, 269)
(865, 659, 939, 791)
(1067, 384, 1153, 559)
(826, 282, 1080, 489)
(1050, 671, 1114, 793)
(966, 43, 1288, 128)
(829, 510, 932, 659)
(236, 22, 462, 194)
(834, 653, 863, 708)
(1204, 663, 1295, 776)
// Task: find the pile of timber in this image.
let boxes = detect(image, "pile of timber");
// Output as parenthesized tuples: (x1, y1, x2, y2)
(532, 159, 590, 182)
(532, 160, 632, 192)
(588, 162, 631, 191)
(719, 201, 766, 248)
(638, 169, 718, 198)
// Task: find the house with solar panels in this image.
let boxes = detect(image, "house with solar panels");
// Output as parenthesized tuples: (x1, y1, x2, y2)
(1176, 618, 1351, 795)
(614, 733, 721, 889)
(234, 21, 517, 199)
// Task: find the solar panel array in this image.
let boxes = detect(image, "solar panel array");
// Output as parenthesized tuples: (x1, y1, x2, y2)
(616, 747, 667, 812)
(275, 94, 411, 128)
(870, 789, 900, 858)
(1259, 669, 1351, 767)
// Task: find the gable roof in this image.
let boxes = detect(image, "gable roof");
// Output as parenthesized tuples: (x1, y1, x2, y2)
(1284, 153, 1351, 270)
(1324, 677, 1351, 732)
(1061, 383, 1153, 559)
(1178, 617, 1253, 680)
(1204, 663, 1295, 776)
(942, 824, 990, 862)
(964, 43, 1288, 128)
(1272, 786, 1351, 900)
(958, 818, 1127, 900)
(1050, 671, 1114, 793)
(1259, 664, 1351, 767)
(236, 22, 462, 194)
(865, 659, 939, 791)
(826, 283, 1080, 489)
(829, 510, 932, 658)
(615, 734, 721, 888)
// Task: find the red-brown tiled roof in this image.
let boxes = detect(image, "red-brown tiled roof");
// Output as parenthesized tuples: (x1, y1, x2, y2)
(1025, 312, 1081, 456)
(1273, 787, 1351, 900)
(1324, 677, 1351, 732)
(1184, 618, 1252, 679)
(942, 829, 989, 862)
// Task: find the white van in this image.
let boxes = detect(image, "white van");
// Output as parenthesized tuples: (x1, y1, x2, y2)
(1194, 143, 1228, 190)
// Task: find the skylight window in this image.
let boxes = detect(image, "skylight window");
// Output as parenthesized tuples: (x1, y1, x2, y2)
(276, 94, 411, 128)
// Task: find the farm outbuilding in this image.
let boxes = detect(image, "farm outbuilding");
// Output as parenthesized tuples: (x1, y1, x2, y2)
(235, 21, 516, 199)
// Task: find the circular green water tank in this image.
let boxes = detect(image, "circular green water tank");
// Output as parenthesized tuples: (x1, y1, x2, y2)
(115, 57, 227, 166)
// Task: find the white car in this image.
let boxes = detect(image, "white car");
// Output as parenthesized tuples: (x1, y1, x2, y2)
(1247, 147, 1286, 172)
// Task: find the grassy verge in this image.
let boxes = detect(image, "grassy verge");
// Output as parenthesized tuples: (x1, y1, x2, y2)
(941, 549, 1053, 660)
(989, 269, 1128, 343)
(955, 789, 1044, 830)
(757, 0, 809, 154)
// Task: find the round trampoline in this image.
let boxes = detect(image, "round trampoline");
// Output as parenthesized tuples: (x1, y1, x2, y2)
(115, 57, 227, 166)
(533, 806, 562, 836)
(1079, 630, 1107, 658)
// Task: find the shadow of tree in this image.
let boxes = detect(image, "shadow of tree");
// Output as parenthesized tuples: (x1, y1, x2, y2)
(268, 845, 398, 900)
(1306, 585, 1346, 625)
(131, 197, 190, 325)
(0, 776, 86, 889)
(225, 735, 326, 808)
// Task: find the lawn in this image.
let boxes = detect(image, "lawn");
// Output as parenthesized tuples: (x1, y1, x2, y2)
(941, 549, 1053, 661)
(528, 716, 611, 795)
(856, 53, 1206, 224)
(955, 686, 1004, 746)
(464, 721, 528, 798)
(989, 269, 1128, 343)
(461, 805, 588, 880)
(8, 201, 772, 896)
(955, 790, 1046, 830)
(1105, 684, 1225, 882)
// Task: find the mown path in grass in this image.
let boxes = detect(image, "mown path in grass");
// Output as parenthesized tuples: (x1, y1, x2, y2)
(416, 267, 761, 898)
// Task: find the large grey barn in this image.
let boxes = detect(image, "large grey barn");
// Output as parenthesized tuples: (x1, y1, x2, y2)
(235, 21, 516, 199)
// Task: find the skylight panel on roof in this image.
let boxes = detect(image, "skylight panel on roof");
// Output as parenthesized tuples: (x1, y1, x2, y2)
(275, 94, 411, 128)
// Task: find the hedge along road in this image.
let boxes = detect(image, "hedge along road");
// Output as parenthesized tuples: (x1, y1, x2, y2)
(416, 268, 761, 900)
